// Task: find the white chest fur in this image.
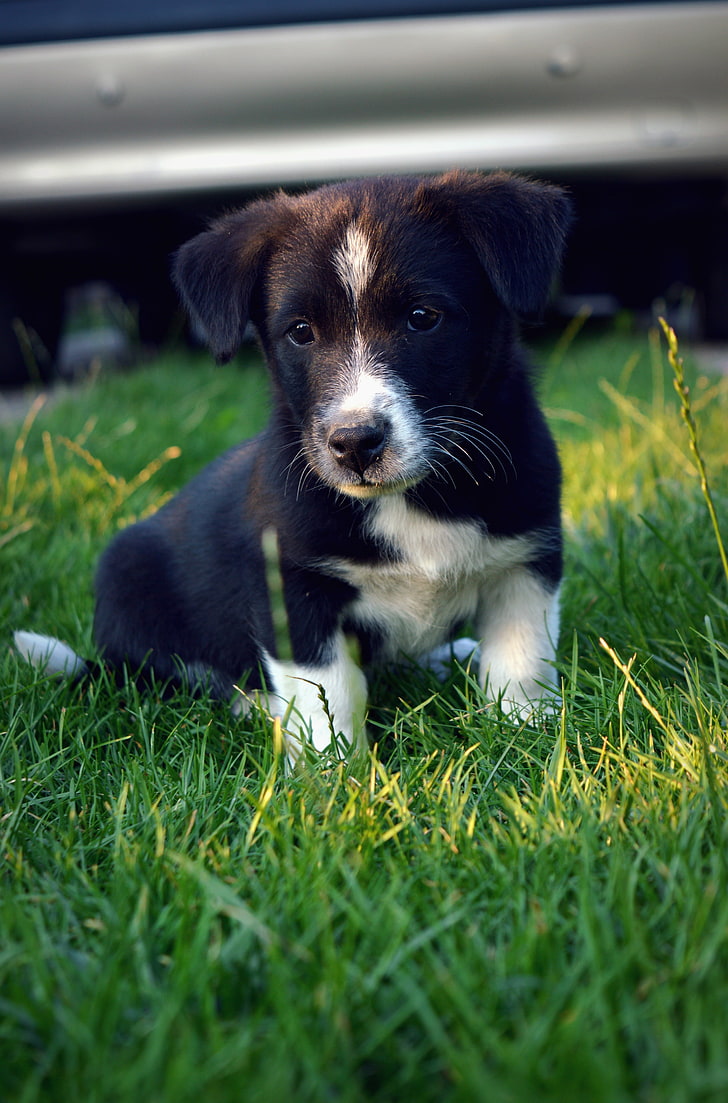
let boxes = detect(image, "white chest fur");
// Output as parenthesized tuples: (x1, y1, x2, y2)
(327, 495, 538, 659)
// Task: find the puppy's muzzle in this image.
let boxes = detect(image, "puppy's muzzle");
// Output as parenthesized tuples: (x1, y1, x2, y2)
(327, 421, 387, 476)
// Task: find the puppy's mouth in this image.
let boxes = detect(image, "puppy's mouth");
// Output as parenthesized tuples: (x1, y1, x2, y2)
(335, 473, 423, 499)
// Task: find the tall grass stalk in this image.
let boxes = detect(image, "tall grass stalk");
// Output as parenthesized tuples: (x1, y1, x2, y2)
(661, 317, 728, 587)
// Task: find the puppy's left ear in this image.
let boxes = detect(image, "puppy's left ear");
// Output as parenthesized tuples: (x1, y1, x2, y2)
(173, 193, 294, 362)
(428, 171, 573, 317)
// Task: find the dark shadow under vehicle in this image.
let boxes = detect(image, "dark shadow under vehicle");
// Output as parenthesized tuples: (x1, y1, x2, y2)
(2, 0, 727, 382)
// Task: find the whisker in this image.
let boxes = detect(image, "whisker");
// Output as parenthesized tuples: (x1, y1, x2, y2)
(425, 404, 512, 448)
(445, 439, 494, 481)
(281, 446, 311, 498)
(296, 460, 317, 500)
(279, 441, 319, 501)
(436, 430, 503, 480)
(427, 423, 501, 480)
(423, 409, 516, 482)
(425, 454, 457, 488)
(429, 439, 483, 486)
(436, 427, 495, 463)
(435, 417, 515, 467)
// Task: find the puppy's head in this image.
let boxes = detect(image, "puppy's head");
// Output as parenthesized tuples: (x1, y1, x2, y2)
(174, 171, 571, 498)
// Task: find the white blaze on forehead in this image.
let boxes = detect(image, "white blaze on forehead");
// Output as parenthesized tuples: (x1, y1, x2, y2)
(333, 222, 375, 306)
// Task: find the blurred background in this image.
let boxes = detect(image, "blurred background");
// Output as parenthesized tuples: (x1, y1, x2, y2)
(1, 0, 727, 385)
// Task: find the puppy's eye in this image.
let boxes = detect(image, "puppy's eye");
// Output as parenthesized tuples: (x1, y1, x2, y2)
(407, 306, 442, 333)
(287, 321, 315, 346)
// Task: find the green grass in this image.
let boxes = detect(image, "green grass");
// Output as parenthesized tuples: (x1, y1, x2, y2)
(2, 324, 728, 1102)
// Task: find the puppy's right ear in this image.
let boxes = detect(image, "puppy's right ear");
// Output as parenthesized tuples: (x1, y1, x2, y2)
(172, 194, 293, 363)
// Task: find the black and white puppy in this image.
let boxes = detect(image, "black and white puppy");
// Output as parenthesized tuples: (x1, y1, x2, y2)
(16, 171, 572, 762)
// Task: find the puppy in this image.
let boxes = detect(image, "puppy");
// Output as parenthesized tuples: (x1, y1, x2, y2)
(15, 171, 572, 762)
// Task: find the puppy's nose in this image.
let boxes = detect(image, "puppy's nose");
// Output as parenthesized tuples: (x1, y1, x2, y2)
(328, 424, 386, 475)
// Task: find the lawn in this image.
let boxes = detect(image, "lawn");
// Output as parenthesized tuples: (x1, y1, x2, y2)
(2, 321, 728, 1102)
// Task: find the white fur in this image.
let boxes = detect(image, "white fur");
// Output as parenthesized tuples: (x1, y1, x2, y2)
(333, 222, 375, 307)
(338, 369, 391, 418)
(326, 494, 559, 708)
(260, 634, 368, 766)
(478, 572, 561, 711)
(337, 335, 393, 415)
(329, 225, 425, 491)
(328, 495, 539, 655)
(366, 494, 537, 580)
(13, 631, 87, 677)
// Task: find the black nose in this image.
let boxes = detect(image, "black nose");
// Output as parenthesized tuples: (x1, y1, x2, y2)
(328, 423, 386, 475)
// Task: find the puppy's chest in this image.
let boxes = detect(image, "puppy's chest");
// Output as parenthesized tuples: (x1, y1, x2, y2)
(324, 497, 534, 657)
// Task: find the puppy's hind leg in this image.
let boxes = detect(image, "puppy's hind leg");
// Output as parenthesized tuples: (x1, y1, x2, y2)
(93, 521, 193, 684)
